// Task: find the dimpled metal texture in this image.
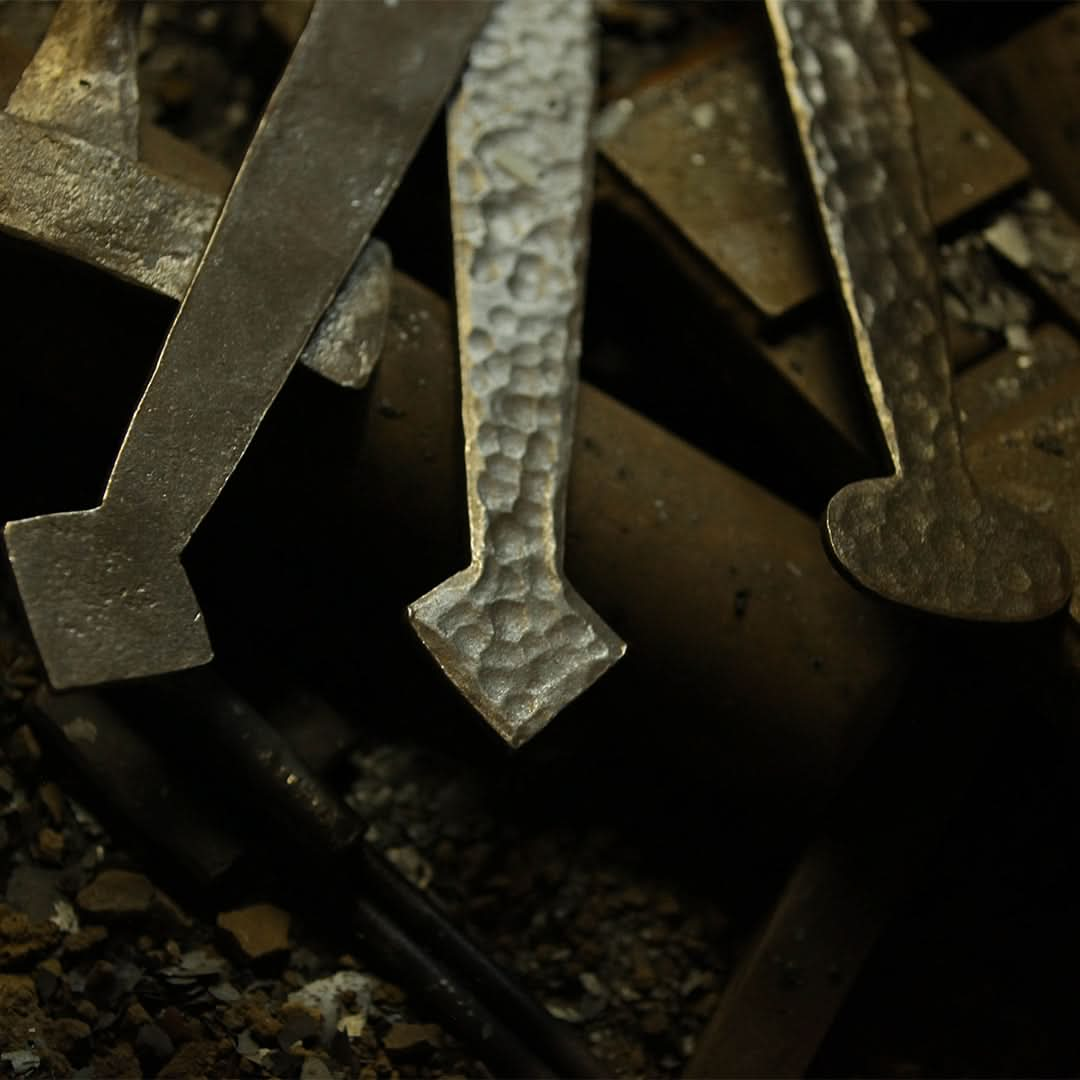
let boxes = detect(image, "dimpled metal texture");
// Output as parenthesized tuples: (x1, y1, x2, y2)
(767, 0, 1070, 621)
(5, 0, 489, 690)
(408, 0, 625, 747)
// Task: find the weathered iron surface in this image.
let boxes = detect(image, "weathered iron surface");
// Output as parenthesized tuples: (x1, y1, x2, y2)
(0, 0, 389, 389)
(5, 0, 490, 690)
(592, 34, 1028, 489)
(769, 0, 1070, 621)
(408, 0, 624, 748)
(958, 325, 1080, 625)
(597, 35, 1027, 321)
(6, 0, 140, 157)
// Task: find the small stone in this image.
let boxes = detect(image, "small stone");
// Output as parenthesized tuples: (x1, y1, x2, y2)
(49, 898, 78, 933)
(0, 767, 15, 803)
(38, 783, 65, 826)
(0, 903, 62, 969)
(301, 1057, 335, 1080)
(383, 1022, 442, 1053)
(34, 827, 64, 864)
(385, 846, 433, 890)
(44, 1016, 91, 1057)
(278, 1001, 321, 1053)
(63, 925, 108, 958)
(0, 1050, 39, 1076)
(0, 972, 38, 1023)
(209, 982, 241, 1004)
(223, 1000, 282, 1040)
(158, 1039, 233, 1078)
(126, 1001, 152, 1028)
(135, 1022, 176, 1063)
(76, 998, 99, 1024)
(217, 904, 291, 961)
(985, 215, 1032, 268)
(5, 864, 62, 923)
(92, 1042, 142, 1079)
(339, 1014, 366, 1039)
(33, 960, 60, 1002)
(158, 1004, 200, 1045)
(6, 726, 41, 770)
(289, 971, 376, 1047)
(77, 870, 156, 918)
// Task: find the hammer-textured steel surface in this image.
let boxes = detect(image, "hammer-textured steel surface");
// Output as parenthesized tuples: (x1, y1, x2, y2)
(5, 0, 490, 690)
(0, 0, 389, 389)
(768, 0, 1070, 621)
(408, 0, 625, 748)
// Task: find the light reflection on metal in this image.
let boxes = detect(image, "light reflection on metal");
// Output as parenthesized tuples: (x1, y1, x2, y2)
(6, 0, 140, 157)
(0, 0, 390, 390)
(5, 0, 490, 690)
(767, 0, 1070, 621)
(408, 0, 625, 748)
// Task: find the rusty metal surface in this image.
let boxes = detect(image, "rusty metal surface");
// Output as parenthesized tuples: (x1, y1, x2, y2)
(958, 325, 1080, 625)
(0, 0, 390, 390)
(299, 239, 393, 391)
(5, 0, 489, 691)
(597, 34, 1028, 320)
(409, 0, 624, 747)
(769, 0, 1070, 621)
(5, 0, 139, 157)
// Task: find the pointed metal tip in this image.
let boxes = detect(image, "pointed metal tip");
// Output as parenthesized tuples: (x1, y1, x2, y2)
(408, 571, 624, 747)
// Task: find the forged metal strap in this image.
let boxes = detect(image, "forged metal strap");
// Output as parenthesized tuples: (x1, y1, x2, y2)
(5, 0, 491, 690)
(409, 0, 624, 748)
(0, 0, 391, 389)
(767, 0, 1070, 620)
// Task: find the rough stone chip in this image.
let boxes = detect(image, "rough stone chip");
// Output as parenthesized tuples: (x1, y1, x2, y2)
(77, 870, 156, 918)
(216, 904, 291, 961)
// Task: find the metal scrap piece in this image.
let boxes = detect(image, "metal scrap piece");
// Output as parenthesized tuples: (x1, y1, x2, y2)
(768, 0, 1070, 620)
(597, 37, 1028, 321)
(5, 0, 139, 157)
(959, 325, 1080, 626)
(0, 0, 389, 389)
(4, 0, 490, 690)
(408, 0, 625, 747)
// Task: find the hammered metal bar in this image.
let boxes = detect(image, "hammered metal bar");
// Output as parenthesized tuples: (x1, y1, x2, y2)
(0, 0, 389, 389)
(597, 38, 1028, 322)
(767, 0, 1070, 621)
(408, 0, 625, 747)
(5, 0, 490, 690)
